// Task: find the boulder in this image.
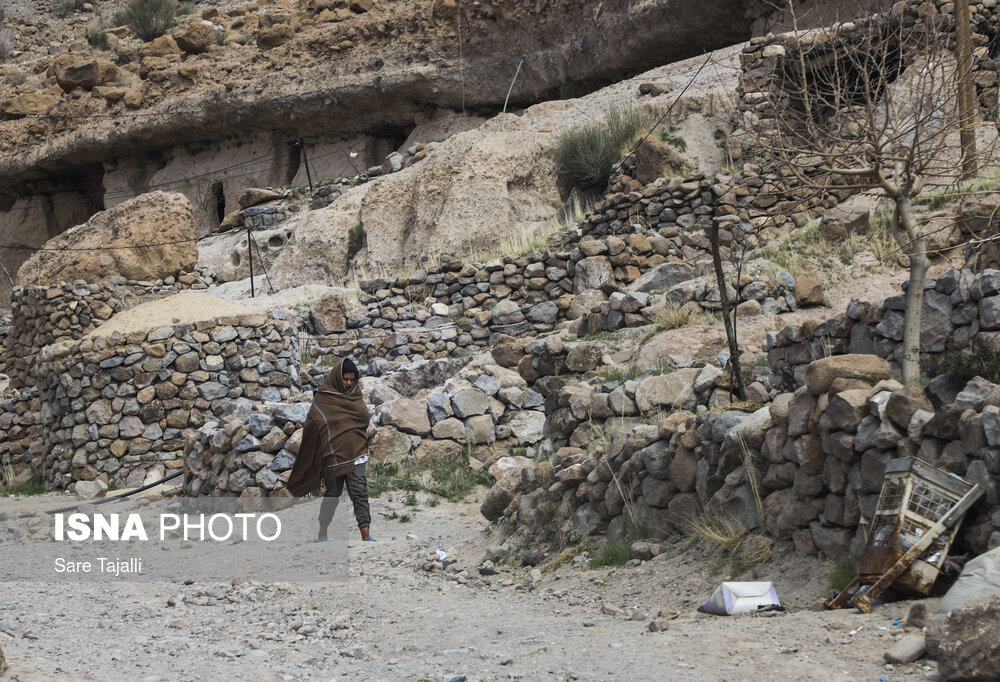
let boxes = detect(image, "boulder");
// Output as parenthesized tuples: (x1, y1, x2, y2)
(451, 388, 490, 418)
(506, 410, 546, 444)
(926, 596, 1000, 681)
(378, 399, 430, 435)
(634, 136, 693, 185)
(566, 289, 608, 320)
(237, 187, 284, 208)
(634, 368, 700, 412)
(310, 290, 351, 334)
(75, 479, 108, 500)
(0, 92, 58, 119)
(574, 256, 615, 293)
(53, 55, 119, 92)
(491, 335, 526, 368)
(819, 202, 870, 241)
(174, 20, 216, 54)
(481, 471, 520, 521)
(370, 426, 412, 462)
(628, 262, 694, 294)
(884, 634, 927, 664)
(793, 272, 824, 306)
(16, 192, 198, 287)
(886, 385, 933, 429)
(804, 355, 892, 395)
(257, 24, 294, 50)
(565, 344, 602, 372)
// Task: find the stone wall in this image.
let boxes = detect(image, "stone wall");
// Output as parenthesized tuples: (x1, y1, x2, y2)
(737, 0, 1000, 138)
(1, 272, 218, 386)
(32, 310, 299, 490)
(500, 355, 1000, 560)
(765, 268, 997, 389)
(184, 354, 548, 496)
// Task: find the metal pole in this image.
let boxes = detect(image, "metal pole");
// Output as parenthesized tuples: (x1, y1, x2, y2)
(956, 0, 978, 180)
(299, 138, 314, 191)
(247, 225, 255, 298)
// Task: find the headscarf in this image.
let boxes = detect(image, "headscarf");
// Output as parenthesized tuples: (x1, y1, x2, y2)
(286, 358, 371, 496)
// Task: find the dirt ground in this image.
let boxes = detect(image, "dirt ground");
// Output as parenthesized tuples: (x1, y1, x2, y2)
(0, 489, 945, 682)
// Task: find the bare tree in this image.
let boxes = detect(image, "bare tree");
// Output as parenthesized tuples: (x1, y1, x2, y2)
(741, 4, 995, 383)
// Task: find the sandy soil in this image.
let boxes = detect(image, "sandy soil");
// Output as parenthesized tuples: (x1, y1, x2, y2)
(0, 489, 943, 682)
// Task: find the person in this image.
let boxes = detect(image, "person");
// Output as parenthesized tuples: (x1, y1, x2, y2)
(286, 358, 375, 542)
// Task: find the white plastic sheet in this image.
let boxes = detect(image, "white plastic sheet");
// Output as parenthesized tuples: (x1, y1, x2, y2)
(936, 546, 1000, 614)
(697, 581, 781, 615)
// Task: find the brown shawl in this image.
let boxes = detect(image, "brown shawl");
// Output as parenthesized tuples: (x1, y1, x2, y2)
(286, 358, 371, 496)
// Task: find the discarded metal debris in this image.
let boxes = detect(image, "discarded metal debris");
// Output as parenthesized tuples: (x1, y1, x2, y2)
(826, 458, 983, 613)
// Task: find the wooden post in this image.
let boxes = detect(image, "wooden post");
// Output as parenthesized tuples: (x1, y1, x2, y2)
(956, 0, 978, 179)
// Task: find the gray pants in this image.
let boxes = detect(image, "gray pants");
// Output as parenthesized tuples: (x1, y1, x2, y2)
(318, 462, 371, 529)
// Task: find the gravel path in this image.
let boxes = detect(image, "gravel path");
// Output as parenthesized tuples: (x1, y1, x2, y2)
(0, 490, 941, 681)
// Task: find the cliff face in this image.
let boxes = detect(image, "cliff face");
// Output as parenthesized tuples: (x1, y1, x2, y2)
(0, 0, 758, 185)
(0, 0, 765, 305)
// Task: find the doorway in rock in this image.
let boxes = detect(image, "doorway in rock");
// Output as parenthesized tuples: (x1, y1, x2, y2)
(212, 181, 225, 225)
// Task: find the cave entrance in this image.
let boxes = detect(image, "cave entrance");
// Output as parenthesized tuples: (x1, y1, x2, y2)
(212, 181, 226, 224)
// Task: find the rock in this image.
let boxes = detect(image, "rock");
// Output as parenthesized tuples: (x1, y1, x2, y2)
(565, 345, 602, 372)
(926, 596, 1000, 681)
(75, 479, 108, 500)
(491, 299, 524, 325)
(378, 399, 430, 435)
(310, 290, 351, 334)
(237, 187, 284, 208)
(451, 389, 490, 418)
(481, 472, 519, 521)
(819, 202, 870, 241)
(53, 55, 118, 92)
(492, 335, 525, 368)
(0, 92, 58, 119)
(370, 426, 412, 462)
(257, 24, 294, 50)
(465, 414, 496, 444)
(506, 410, 546, 444)
(886, 385, 933, 429)
(16, 192, 197, 287)
(431, 417, 466, 440)
(804, 355, 892, 395)
(884, 634, 926, 664)
(634, 136, 693, 185)
(566, 289, 608, 320)
(526, 301, 559, 325)
(793, 272, 824, 306)
(174, 20, 216, 54)
(634, 368, 699, 412)
(629, 262, 694, 294)
(907, 602, 928, 629)
(274, 403, 311, 424)
(574, 256, 615, 293)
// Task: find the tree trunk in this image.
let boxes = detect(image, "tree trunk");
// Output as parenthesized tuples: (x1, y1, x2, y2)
(898, 196, 929, 385)
(707, 223, 747, 400)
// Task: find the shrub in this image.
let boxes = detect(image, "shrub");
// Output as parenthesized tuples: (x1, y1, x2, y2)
(588, 539, 631, 568)
(555, 104, 652, 190)
(120, 0, 178, 42)
(176, 1, 196, 15)
(54, 0, 83, 17)
(656, 125, 687, 151)
(0, 475, 46, 497)
(346, 222, 365, 263)
(213, 28, 226, 45)
(426, 453, 492, 502)
(923, 346, 1000, 385)
(87, 26, 111, 50)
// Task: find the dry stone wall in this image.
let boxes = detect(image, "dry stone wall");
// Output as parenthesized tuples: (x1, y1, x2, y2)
(765, 268, 997, 389)
(32, 311, 299, 490)
(500, 355, 1000, 560)
(1, 272, 218, 386)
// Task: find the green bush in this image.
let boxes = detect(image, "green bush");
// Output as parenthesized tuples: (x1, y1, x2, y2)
(87, 26, 111, 50)
(346, 222, 366, 263)
(0, 475, 46, 497)
(923, 347, 1000, 385)
(555, 104, 653, 190)
(120, 0, 177, 42)
(588, 539, 631, 568)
